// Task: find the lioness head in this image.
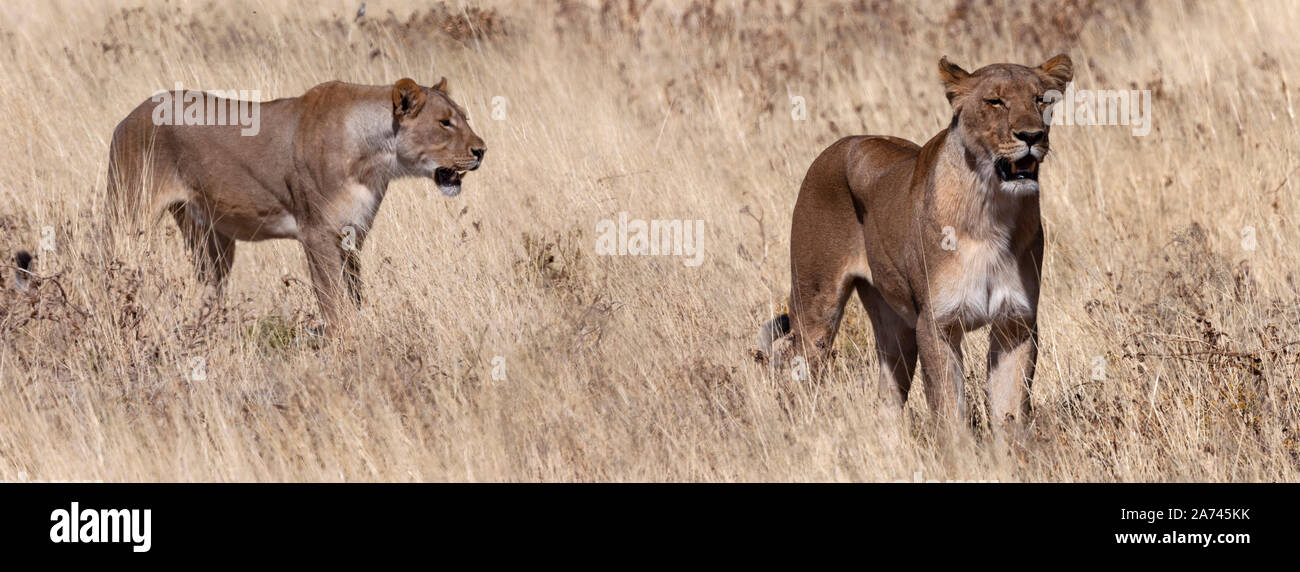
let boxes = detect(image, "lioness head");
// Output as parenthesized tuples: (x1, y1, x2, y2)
(939, 54, 1073, 195)
(391, 77, 487, 196)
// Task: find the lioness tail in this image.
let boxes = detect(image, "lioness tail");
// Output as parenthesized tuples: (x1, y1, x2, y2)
(13, 250, 34, 291)
(757, 313, 791, 356)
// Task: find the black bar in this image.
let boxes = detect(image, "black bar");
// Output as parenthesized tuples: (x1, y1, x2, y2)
(0, 483, 1286, 561)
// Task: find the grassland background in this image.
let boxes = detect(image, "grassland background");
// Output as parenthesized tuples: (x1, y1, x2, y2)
(0, 0, 1297, 481)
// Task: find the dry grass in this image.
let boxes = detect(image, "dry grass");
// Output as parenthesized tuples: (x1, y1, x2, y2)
(1, 0, 1298, 481)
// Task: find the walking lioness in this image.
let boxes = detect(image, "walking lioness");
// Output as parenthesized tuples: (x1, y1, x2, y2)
(106, 78, 485, 327)
(759, 55, 1072, 435)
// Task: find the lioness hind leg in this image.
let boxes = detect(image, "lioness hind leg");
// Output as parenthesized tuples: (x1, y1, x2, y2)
(169, 203, 237, 314)
(786, 169, 868, 379)
(787, 267, 857, 380)
(858, 282, 917, 407)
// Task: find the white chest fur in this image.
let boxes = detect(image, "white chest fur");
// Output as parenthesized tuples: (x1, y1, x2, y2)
(931, 236, 1033, 328)
(328, 181, 379, 231)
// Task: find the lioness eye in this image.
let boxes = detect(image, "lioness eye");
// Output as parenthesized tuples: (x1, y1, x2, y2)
(985, 98, 1005, 108)
(440, 119, 453, 128)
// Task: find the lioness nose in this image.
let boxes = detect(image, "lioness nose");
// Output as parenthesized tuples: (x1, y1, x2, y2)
(471, 147, 485, 161)
(1015, 130, 1044, 146)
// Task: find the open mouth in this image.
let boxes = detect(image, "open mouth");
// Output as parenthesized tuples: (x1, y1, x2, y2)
(995, 155, 1039, 182)
(434, 167, 466, 196)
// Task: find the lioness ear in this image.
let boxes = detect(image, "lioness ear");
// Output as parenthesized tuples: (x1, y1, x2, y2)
(1037, 54, 1074, 91)
(392, 78, 426, 118)
(432, 76, 448, 94)
(938, 56, 971, 104)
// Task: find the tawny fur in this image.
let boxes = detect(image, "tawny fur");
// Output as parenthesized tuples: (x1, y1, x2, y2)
(761, 55, 1073, 438)
(105, 78, 486, 327)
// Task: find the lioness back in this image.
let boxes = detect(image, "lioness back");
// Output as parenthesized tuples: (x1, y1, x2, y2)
(794, 135, 922, 222)
(107, 91, 302, 238)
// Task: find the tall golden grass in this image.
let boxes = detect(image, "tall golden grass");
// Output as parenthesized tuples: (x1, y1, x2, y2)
(0, 0, 1297, 481)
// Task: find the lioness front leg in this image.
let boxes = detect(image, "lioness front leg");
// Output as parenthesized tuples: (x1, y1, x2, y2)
(301, 226, 353, 328)
(916, 315, 965, 427)
(987, 317, 1037, 433)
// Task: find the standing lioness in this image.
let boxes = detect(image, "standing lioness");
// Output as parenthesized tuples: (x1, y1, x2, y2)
(107, 78, 485, 327)
(759, 55, 1072, 437)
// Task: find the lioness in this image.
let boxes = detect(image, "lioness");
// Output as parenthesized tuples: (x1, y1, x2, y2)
(759, 55, 1072, 435)
(106, 78, 485, 327)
